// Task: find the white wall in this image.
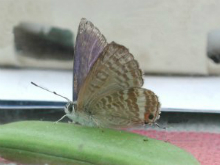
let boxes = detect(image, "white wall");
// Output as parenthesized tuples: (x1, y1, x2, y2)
(1, 0, 220, 74)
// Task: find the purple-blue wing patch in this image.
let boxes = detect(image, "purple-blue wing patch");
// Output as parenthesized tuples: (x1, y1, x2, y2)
(73, 18, 107, 101)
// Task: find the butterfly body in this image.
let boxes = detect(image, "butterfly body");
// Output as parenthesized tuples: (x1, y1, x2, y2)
(65, 88, 160, 128)
(68, 18, 160, 128)
(64, 102, 95, 127)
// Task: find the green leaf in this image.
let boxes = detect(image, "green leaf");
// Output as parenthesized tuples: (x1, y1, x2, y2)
(0, 121, 200, 165)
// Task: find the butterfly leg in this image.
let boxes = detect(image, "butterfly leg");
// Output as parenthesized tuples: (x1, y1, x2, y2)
(68, 121, 74, 124)
(90, 115, 99, 127)
(70, 121, 82, 126)
(154, 122, 166, 130)
(55, 114, 68, 123)
(90, 115, 105, 132)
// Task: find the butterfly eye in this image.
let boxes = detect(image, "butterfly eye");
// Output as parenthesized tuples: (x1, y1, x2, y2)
(67, 104, 73, 113)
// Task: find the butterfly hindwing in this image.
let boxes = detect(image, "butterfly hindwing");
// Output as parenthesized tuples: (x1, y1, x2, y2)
(90, 88, 160, 127)
(73, 18, 107, 101)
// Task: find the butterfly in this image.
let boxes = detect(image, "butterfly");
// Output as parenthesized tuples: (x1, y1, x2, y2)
(32, 18, 161, 128)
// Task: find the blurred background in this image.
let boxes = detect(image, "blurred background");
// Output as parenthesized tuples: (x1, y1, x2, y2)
(0, 1, 220, 164)
(1, 0, 220, 74)
(1, 0, 220, 113)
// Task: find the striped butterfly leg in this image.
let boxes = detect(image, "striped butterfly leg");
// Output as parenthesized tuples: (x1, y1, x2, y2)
(90, 88, 161, 128)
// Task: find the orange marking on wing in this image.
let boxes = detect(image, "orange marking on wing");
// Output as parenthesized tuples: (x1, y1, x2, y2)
(144, 112, 150, 122)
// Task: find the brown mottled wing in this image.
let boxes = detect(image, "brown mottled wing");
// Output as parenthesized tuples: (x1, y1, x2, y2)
(77, 42, 143, 109)
(73, 18, 107, 101)
(77, 42, 160, 127)
(91, 88, 160, 127)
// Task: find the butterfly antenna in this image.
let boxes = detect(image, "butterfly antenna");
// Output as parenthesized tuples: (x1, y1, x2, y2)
(31, 82, 71, 102)
(155, 122, 166, 130)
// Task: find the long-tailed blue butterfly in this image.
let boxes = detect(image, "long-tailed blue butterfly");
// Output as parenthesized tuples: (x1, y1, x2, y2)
(32, 18, 161, 128)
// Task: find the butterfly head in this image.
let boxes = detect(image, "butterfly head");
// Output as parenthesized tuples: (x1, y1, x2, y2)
(64, 101, 77, 116)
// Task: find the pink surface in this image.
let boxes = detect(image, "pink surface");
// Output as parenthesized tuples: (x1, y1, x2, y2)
(131, 130, 220, 165)
(1, 130, 220, 165)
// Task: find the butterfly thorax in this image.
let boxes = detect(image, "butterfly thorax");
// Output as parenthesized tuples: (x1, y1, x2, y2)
(64, 102, 97, 127)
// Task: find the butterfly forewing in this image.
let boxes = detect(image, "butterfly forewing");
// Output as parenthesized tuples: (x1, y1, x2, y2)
(77, 42, 144, 110)
(73, 18, 107, 101)
(78, 42, 143, 105)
